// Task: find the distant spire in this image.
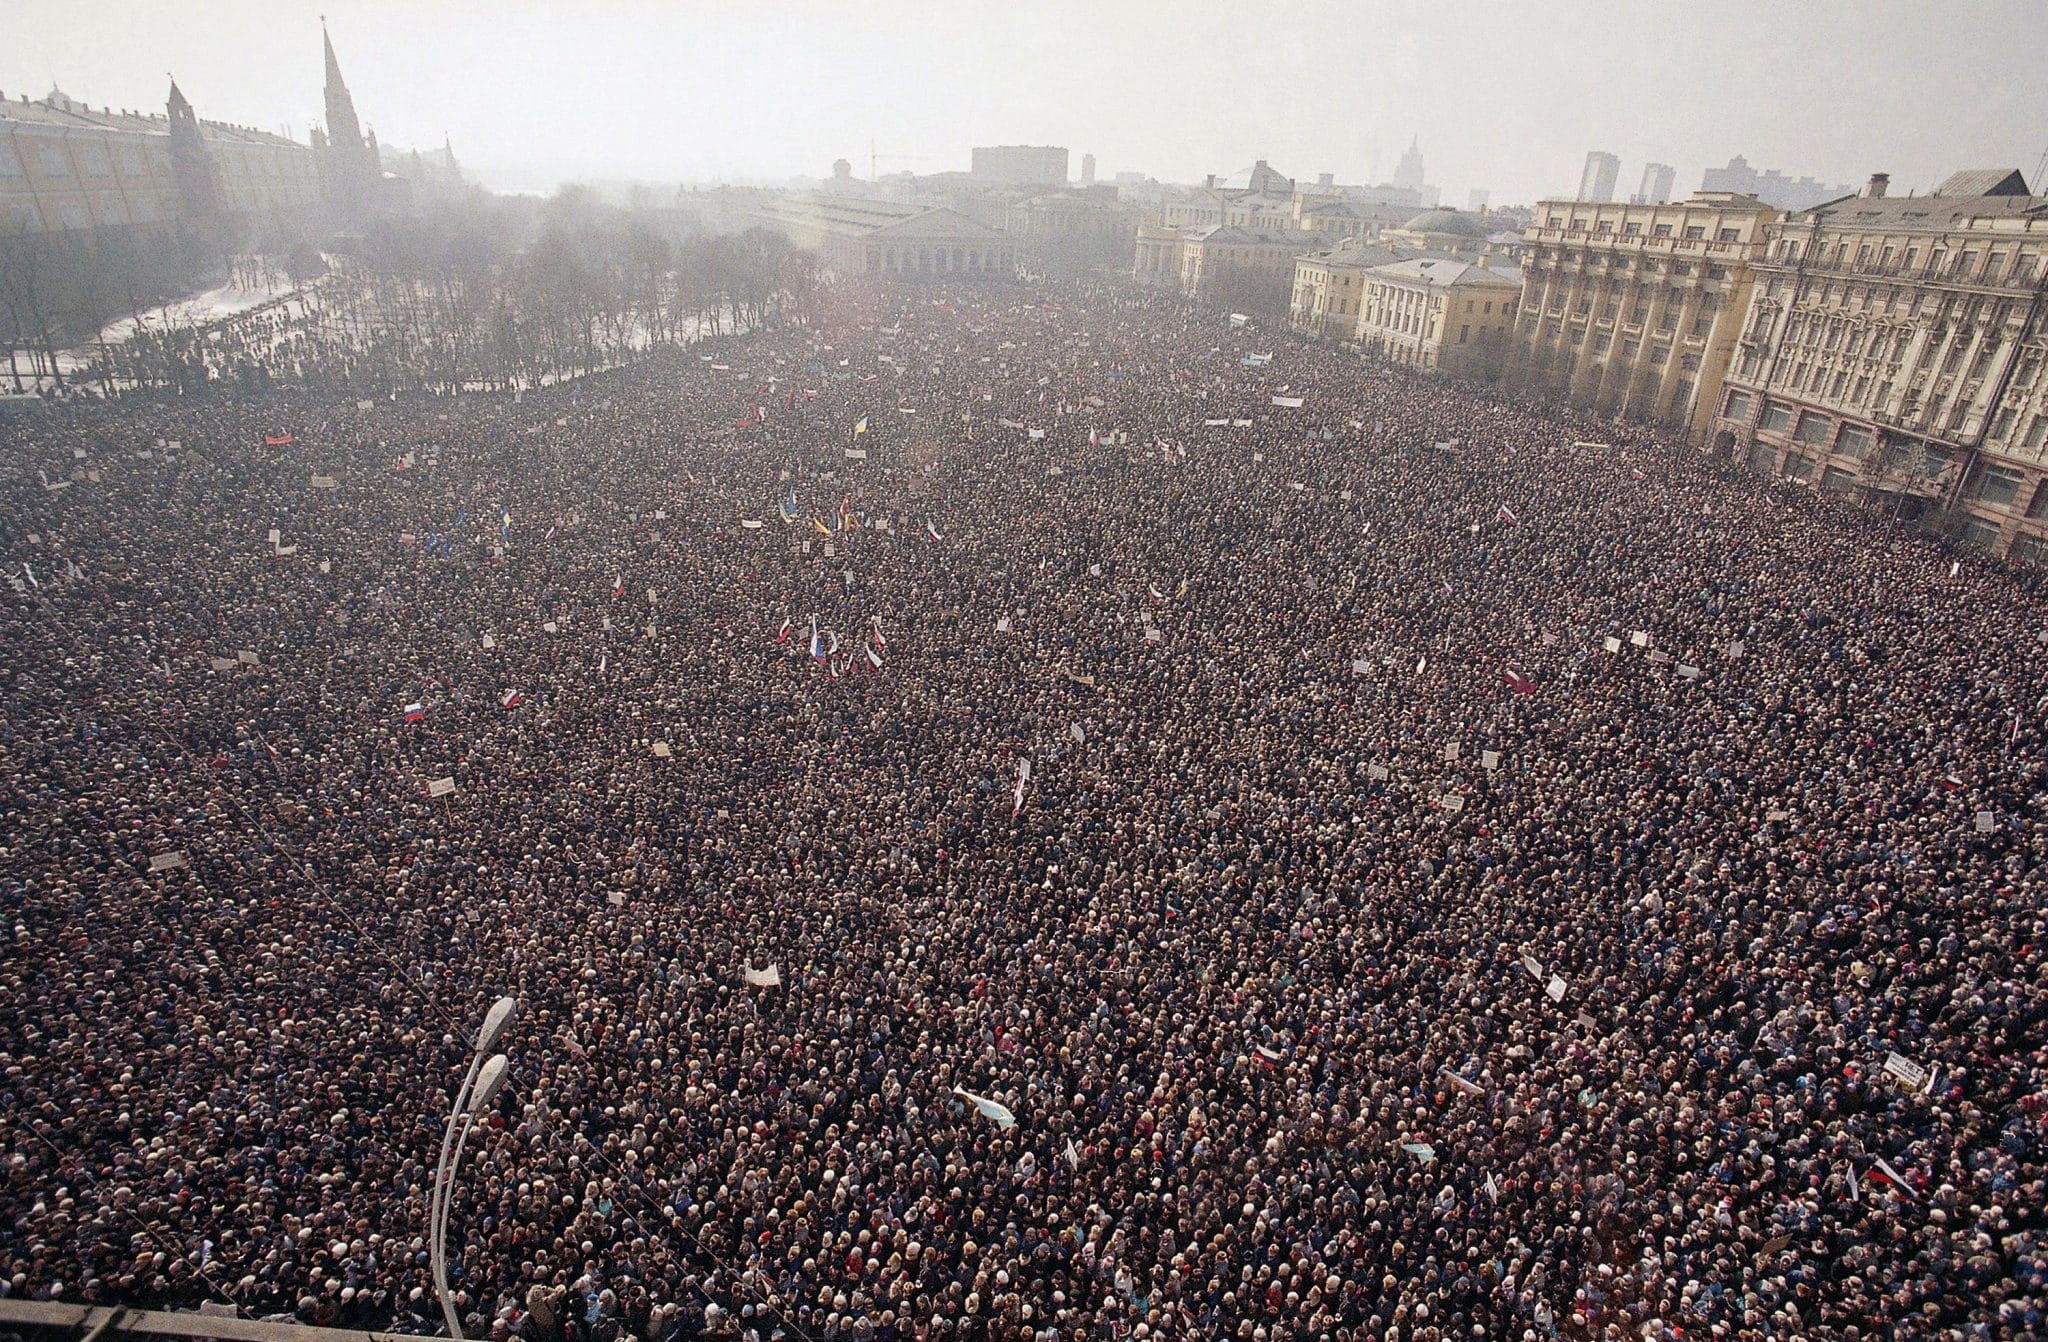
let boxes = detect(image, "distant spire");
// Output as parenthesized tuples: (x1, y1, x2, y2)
(321, 18, 364, 150)
(166, 77, 190, 115)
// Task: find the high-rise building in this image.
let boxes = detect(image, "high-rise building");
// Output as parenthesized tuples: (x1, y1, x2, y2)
(969, 145, 1068, 187)
(1636, 163, 1675, 206)
(1710, 169, 2048, 561)
(1577, 151, 1620, 204)
(1509, 191, 1779, 439)
(1080, 152, 1096, 186)
(1700, 156, 1851, 213)
(1392, 138, 1426, 192)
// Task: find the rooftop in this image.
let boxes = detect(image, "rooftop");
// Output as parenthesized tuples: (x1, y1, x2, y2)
(0, 89, 303, 149)
(1791, 171, 2043, 230)
(1396, 208, 1490, 239)
(1369, 256, 1524, 287)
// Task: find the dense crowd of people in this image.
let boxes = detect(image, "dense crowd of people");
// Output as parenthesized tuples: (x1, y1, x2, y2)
(1, 277, 2044, 1342)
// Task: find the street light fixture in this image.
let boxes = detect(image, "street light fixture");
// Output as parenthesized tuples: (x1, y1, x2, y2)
(430, 995, 516, 1339)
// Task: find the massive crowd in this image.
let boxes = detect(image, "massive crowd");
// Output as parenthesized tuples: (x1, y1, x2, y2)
(1, 278, 2044, 1342)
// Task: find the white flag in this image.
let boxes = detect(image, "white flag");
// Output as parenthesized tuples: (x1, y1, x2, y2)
(744, 963, 782, 988)
(953, 1086, 1017, 1129)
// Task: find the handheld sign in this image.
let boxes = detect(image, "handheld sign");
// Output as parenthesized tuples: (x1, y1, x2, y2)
(427, 777, 457, 798)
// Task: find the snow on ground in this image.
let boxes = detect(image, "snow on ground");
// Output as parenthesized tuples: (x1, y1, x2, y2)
(54, 275, 302, 373)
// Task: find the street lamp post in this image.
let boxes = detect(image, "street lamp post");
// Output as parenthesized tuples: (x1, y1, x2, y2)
(430, 995, 517, 1339)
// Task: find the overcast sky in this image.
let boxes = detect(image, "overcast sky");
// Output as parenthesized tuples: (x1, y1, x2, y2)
(9, 0, 2044, 206)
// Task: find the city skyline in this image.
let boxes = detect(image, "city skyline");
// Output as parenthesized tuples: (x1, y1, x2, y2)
(7, 0, 2044, 205)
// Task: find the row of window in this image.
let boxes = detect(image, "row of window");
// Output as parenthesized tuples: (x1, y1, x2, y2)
(1773, 234, 2042, 287)
(1542, 215, 1747, 244)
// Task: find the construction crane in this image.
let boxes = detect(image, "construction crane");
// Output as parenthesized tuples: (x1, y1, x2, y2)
(870, 138, 930, 181)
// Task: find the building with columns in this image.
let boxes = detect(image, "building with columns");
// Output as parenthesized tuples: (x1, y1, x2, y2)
(1002, 190, 1136, 273)
(1709, 169, 2048, 560)
(1290, 237, 1430, 339)
(747, 192, 1014, 280)
(1356, 255, 1522, 377)
(1508, 191, 1777, 439)
(1133, 225, 1186, 288)
(1166, 224, 1318, 314)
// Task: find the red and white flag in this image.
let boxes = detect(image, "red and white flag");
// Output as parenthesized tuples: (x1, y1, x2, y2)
(1503, 665, 1537, 695)
(1868, 1156, 1918, 1200)
(1496, 504, 1520, 525)
(500, 689, 524, 709)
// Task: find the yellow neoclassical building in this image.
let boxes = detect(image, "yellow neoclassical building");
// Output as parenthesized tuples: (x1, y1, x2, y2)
(1356, 256, 1523, 378)
(1290, 237, 1427, 339)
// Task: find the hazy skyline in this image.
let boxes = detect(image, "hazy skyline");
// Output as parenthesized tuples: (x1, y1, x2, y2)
(9, 0, 2045, 206)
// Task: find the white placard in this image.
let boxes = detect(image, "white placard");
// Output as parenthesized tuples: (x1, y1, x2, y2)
(845, 448, 868, 460)
(1630, 630, 1649, 648)
(1351, 658, 1370, 675)
(1975, 811, 1996, 833)
(427, 777, 457, 798)
(1677, 664, 1702, 680)
(651, 741, 673, 758)
(1546, 974, 1568, 1003)
(1481, 749, 1500, 771)
(1439, 794, 1465, 814)
(1366, 763, 1390, 782)
(148, 851, 189, 872)
(236, 650, 258, 665)
(209, 657, 237, 671)
(1443, 741, 1461, 762)
(1882, 1051, 1929, 1090)
(1602, 636, 1623, 654)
